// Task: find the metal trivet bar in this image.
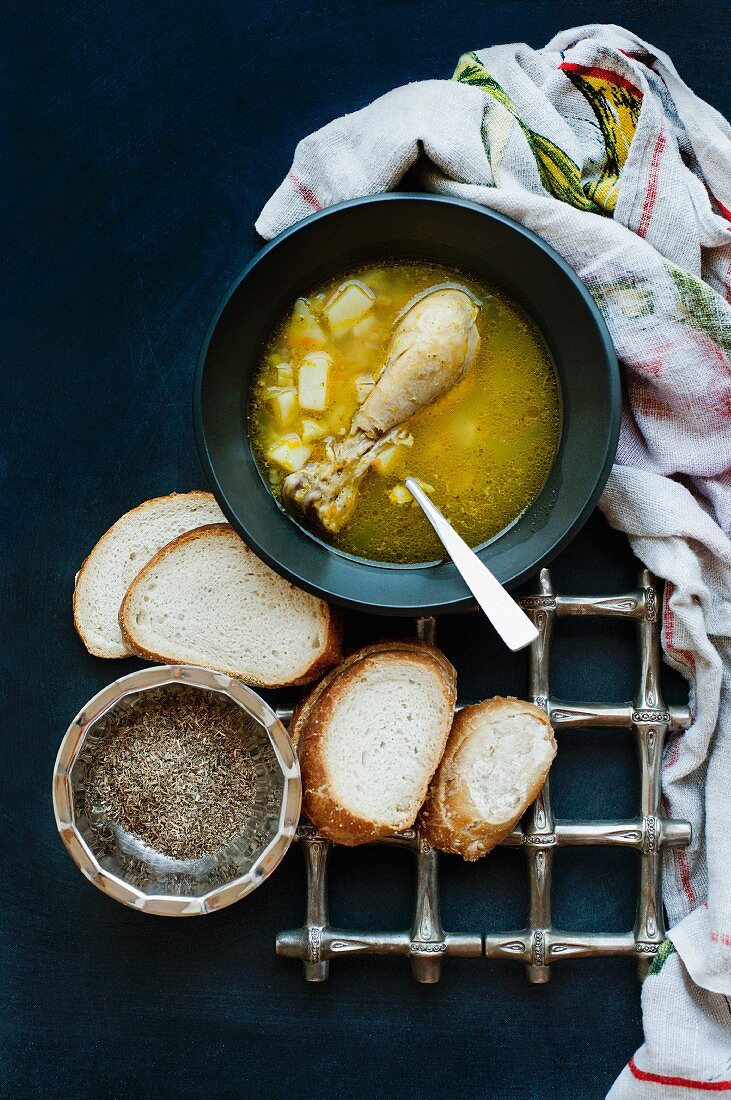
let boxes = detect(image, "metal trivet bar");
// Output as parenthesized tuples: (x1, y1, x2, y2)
(276, 569, 692, 983)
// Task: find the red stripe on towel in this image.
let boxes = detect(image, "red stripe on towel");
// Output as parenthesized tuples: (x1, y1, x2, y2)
(628, 1057, 731, 1090)
(663, 738, 682, 769)
(559, 61, 643, 97)
(637, 131, 666, 238)
(678, 847, 699, 910)
(662, 585, 697, 688)
(619, 49, 652, 66)
(663, 594, 698, 683)
(288, 172, 322, 211)
(713, 196, 731, 225)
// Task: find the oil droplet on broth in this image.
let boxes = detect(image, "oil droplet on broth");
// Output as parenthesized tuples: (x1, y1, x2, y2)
(248, 261, 560, 564)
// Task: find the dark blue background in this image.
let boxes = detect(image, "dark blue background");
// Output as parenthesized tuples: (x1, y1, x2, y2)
(2, 2, 727, 1097)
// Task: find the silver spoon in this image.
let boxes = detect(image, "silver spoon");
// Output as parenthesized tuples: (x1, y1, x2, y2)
(404, 478, 539, 652)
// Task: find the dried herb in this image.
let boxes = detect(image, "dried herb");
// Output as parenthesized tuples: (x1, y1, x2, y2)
(84, 686, 258, 861)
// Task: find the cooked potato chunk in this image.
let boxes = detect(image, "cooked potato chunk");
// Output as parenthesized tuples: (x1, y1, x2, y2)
(289, 298, 326, 347)
(387, 480, 433, 505)
(323, 280, 375, 330)
(352, 313, 381, 344)
(266, 434, 312, 472)
(388, 484, 413, 505)
(298, 351, 331, 412)
(276, 363, 294, 386)
(267, 386, 298, 426)
(301, 418, 325, 443)
(372, 436, 412, 476)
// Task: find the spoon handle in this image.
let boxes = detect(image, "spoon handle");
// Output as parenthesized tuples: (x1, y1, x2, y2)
(405, 479, 538, 652)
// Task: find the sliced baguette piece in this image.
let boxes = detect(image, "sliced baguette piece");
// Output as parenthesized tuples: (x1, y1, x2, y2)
(119, 523, 342, 688)
(288, 639, 455, 748)
(73, 491, 226, 658)
(420, 697, 556, 861)
(297, 641, 457, 845)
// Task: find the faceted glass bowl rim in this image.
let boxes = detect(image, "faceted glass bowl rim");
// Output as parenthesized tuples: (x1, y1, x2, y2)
(52, 664, 302, 916)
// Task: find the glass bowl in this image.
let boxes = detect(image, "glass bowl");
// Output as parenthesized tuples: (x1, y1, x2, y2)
(52, 665, 301, 916)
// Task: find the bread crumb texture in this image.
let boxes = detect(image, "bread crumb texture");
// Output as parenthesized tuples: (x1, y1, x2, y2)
(73, 491, 224, 658)
(120, 524, 341, 687)
(298, 642, 456, 844)
(421, 697, 556, 861)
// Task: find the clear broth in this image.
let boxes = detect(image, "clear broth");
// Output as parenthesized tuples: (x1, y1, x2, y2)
(249, 261, 560, 564)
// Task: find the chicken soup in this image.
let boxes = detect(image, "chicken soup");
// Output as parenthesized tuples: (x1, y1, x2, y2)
(248, 262, 560, 564)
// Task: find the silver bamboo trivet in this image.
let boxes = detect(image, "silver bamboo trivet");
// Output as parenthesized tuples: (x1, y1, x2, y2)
(276, 568, 692, 983)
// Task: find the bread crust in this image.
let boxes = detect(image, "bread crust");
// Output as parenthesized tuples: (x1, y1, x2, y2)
(420, 697, 556, 861)
(118, 523, 343, 688)
(297, 641, 457, 845)
(73, 490, 220, 658)
(288, 639, 454, 747)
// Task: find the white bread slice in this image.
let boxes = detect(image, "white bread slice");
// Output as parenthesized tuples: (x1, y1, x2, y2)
(73, 491, 225, 658)
(297, 641, 457, 845)
(288, 638, 455, 748)
(421, 697, 556, 861)
(119, 523, 342, 688)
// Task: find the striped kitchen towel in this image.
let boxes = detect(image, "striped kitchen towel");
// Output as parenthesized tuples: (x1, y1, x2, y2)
(257, 24, 731, 1097)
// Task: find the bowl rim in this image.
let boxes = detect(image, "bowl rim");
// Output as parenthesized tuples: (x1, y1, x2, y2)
(52, 665, 302, 916)
(194, 192, 620, 614)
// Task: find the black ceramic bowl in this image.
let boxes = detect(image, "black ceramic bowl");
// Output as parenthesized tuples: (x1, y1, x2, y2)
(195, 194, 619, 615)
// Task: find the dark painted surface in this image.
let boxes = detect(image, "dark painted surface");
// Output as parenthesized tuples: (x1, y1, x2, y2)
(2, 2, 725, 1098)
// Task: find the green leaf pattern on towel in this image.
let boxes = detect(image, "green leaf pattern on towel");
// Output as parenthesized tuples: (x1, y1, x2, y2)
(669, 266, 731, 358)
(648, 938, 676, 976)
(454, 53, 599, 213)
